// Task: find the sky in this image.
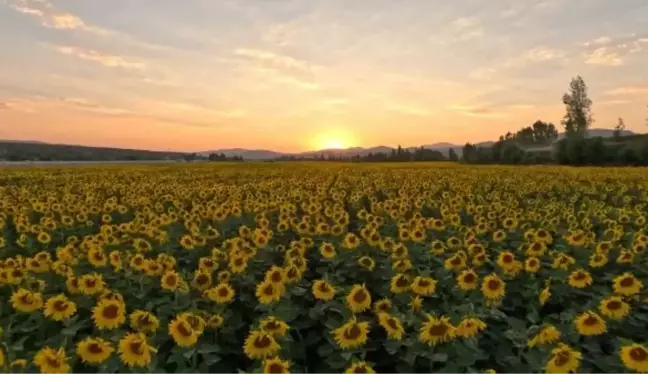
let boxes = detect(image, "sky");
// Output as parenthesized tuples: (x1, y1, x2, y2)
(1, 0, 648, 152)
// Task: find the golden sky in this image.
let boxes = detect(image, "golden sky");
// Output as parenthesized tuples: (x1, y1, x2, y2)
(1, 0, 648, 152)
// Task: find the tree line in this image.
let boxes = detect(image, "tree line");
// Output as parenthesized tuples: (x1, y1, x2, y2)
(461, 75, 648, 166)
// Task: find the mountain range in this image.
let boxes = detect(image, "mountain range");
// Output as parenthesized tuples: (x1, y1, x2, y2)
(200, 128, 636, 160)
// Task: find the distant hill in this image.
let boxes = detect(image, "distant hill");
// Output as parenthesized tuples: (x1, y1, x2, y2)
(0, 141, 186, 162)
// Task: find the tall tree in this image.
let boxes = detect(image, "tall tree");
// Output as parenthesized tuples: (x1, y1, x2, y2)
(561, 76, 593, 137)
(614, 117, 626, 138)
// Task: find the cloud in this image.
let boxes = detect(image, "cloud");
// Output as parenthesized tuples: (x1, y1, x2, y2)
(53, 45, 146, 70)
(449, 105, 508, 118)
(388, 104, 432, 116)
(233, 48, 314, 73)
(603, 84, 648, 96)
(322, 98, 350, 106)
(7, 0, 111, 34)
(274, 76, 320, 90)
(522, 47, 566, 62)
(583, 47, 623, 66)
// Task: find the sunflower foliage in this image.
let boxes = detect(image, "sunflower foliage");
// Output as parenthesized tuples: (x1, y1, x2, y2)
(0, 163, 648, 373)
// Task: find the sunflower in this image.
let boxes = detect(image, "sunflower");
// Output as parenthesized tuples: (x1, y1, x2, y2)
(357, 256, 376, 271)
(79, 273, 106, 295)
(567, 269, 593, 289)
(169, 316, 200, 347)
(312, 280, 336, 301)
(10, 288, 43, 313)
(378, 313, 405, 340)
(33, 346, 70, 374)
(343, 233, 360, 249)
(177, 312, 207, 335)
(319, 242, 337, 259)
(129, 310, 160, 334)
(66, 275, 81, 294)
(524, 257, 541, 273)
(43, 294, 77, 321)
(191, 270, 212, 291)
(457, 269, 479, 291)
(118, 332, 155, 368)
(390, 274, 410, 294)
(574, 311, 607, 336)
(481, 274, 506, 300)
(456, 317, 487, 338)
(205, 283, 236, 304)
(544, 344, 582, 374)
(411, 276, 437, 296)
(527, 325, 561, 348)
(160, 270, 181, 291)
(588, 253, 608, 269)
(373, 298, 392, 314)
(614, 273, 643, 296)
(92, 299, 126, 330)
(332, 317, 370, 350)
(244, 330, 281, 360)
(346, 284, 372, 313)
(260, 316, 290, 337)
(492, 229, 507, 243)
(207, 314, 224, 329)
(284, 265, 302, 284)
(539, 285, 551, 305)
(256, 280, 283, 304)
(265, 266, 286, 284)
(419, 315, 456, 346)
(496, 251, 517, 271)
(410, 295, 423, 312)
(599, 295, 630, 320)
(617, 250, 634, 264)
(444, 254, 466, 271)
(620, 343, 648, 373)
(345, 361, 376, 374)
(262, 357, 291, 374)
(76, 337, 114, 365)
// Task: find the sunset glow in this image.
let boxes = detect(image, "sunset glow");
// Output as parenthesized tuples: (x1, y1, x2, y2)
(1, 0, 647, 152)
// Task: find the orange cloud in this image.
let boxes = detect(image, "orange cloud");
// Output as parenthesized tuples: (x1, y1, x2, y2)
(53, 45, 146, 70)
(583, 47, 623, 66)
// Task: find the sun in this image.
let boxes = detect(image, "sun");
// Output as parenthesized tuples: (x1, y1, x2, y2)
(312, 129, 355, 150)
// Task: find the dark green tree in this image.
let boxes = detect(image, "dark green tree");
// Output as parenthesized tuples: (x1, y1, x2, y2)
(561, 76, 593, 138)
(448, 148, 459, 161)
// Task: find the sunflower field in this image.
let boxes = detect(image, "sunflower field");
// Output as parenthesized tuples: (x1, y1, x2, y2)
(1, 162, 648, 373)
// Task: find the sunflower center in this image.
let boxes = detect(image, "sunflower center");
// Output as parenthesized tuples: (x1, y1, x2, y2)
(630, 347, 648, 362)
(177, 321, 193, 337)
(265, 321, 280, 331)
(573, 272, 586, 281)
(196, 275, 209, 285)
(352, 366, 369, 373)
(253, 335, 272, 349)
(428, 322, 448, 337)
(344, 324, 362, 340)
(463, 273, 476, 283)
(165, 275, 178, 286)
(620, 277, 635, 287)
(418, 279, 430, 288)
(102, 304, 120, 319)
(583, 315, 599, 326)
(318, 282, 330, 292)
(361, 258, 372, 267)
(86, 279, 97, 288)
(217, 287, 230, 297)
(270, 271, 283, 283)
(263, 284, 275, 296)
(130, 341, 144, 355)
(352, 290, 368, 303)
(53, 300, 68, 311)
(607, 300, 622, 310)
(386, 318, 399, 330)
(88, 343, 104, 355)
(554, 351, 571, 367)
(45, 357, 61, 368)
(450, 257, 461, 266)
(502, 254, 513, 264)
(267, 363, 286, 373)
(487, 279, 501, 291)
